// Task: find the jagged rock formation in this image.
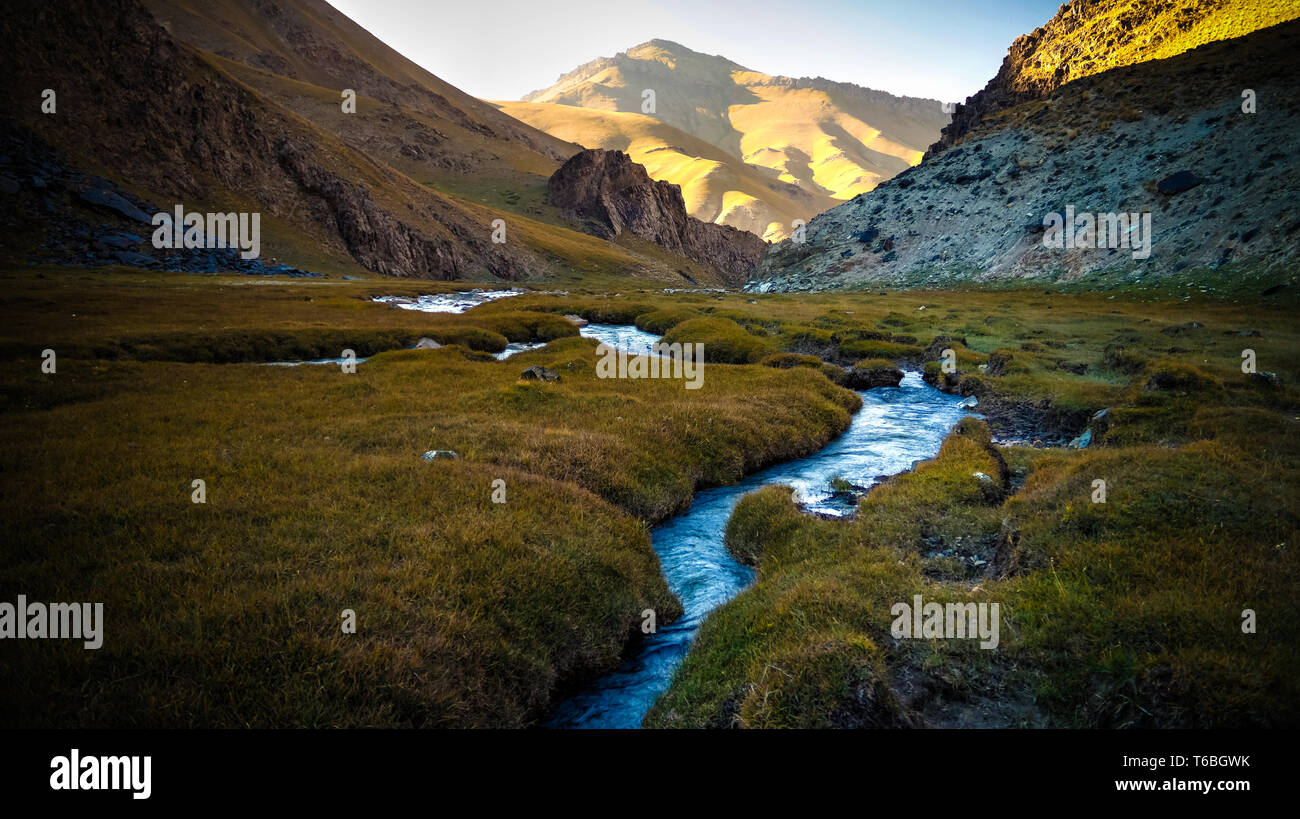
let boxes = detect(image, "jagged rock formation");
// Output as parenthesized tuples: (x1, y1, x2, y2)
(548, 149, 767, 285)
(930, 0, 1300, 156)
(750, 17, 1300, 292)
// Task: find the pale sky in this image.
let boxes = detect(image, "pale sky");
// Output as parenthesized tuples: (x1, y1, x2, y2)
(328, 0, 1064, 104)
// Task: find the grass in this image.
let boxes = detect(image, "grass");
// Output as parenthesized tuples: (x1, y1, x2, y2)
(1, 263, 1297, 727)
(660, 317, 774, 364)
(0, 266, 585, 362)
(648, 403, 1300, 728)
(0, 266, 864, 726)
(645, 300, 1300, 727)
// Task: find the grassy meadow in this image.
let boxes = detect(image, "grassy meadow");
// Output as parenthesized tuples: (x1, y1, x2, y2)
(1, 263, 1296, 727)
(0, 266, 860, 727)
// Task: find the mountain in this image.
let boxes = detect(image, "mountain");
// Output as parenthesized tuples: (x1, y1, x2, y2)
(0, 0, 750, 285)
(141, 0, 576, 183)
(508, 40, 948, 241)
(496, 100, 836, 242)
(749, 8, 1300, 292)
(931, 0, 1300, 156)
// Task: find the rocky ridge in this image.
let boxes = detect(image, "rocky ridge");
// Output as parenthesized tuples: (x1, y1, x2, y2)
(0, 0, 550, 280)
(548, 149, 767, 286)
(930, 0, 1300, 156)
(749, 19, 1300, 292)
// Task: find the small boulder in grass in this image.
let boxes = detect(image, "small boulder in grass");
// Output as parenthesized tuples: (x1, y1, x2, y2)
(973, 471, 1004, 504)
(520, 365, 560, 382)
(422, 450, 458, 461)
(563, 314, 589, 328)
(414, 337, 442, 349)
(1090, 408, 1112, 436)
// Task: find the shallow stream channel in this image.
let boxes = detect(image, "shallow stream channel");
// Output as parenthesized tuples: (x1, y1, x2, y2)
(352, 291, 975, 727)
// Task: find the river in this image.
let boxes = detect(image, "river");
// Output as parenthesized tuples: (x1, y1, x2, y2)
(359, 295, 972, 727)
(547, 323, 973, 728)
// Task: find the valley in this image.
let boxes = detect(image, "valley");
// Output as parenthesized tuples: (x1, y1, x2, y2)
(0, 0, 1297, 736)
(1, 264, 1296, 728)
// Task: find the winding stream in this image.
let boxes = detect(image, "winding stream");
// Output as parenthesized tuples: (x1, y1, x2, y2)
(549, 324, 973, 728)
(354, 296, 973, 727)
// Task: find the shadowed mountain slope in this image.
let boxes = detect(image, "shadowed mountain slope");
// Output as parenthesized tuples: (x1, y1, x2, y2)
(0, 0, 751, 285)
(931, 0, 1300, 155)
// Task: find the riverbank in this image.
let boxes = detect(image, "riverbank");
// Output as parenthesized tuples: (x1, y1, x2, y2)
(647, 383, 1300, 727)
(551, 371, 971, 727)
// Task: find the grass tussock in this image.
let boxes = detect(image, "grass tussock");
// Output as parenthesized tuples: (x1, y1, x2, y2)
(660, 317, 774, 364)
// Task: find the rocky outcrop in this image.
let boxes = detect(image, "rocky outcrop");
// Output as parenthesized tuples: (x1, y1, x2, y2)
(519, 366, 560, 383)
(749, 20, 1300, 291)
(548, 149, 766, 285)
(929, 0, 1299, 157)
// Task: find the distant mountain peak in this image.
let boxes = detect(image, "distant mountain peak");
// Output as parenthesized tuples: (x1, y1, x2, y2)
(624, 39, 742, 66)
(514, 41, 948, 241)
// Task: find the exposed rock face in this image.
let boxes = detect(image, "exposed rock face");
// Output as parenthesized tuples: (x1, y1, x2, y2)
(749, 19, 1300, 292)
(142, 0, 576, 167)
(548, 149, 766, 286)
(929, 0, 1300, 157)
